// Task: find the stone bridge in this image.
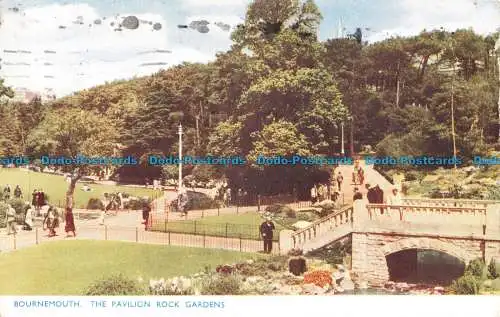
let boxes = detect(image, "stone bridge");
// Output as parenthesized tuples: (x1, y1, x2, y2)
(280, 198, 500, 286)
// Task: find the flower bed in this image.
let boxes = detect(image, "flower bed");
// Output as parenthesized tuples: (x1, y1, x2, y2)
(86, 257, 340, 296)
(303, 270, 333, 288)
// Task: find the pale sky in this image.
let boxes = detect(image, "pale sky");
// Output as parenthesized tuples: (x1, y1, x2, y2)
(0, 0, 499, 97)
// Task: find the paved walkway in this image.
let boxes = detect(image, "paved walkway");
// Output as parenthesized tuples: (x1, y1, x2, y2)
(334, 160, 393, 204)
(150, 159, 394, 222)
(0, 161, 393, 255)
(0, 211, 278, 254)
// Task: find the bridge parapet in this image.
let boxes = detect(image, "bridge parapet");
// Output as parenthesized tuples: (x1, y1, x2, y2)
(287, 205, 354, 253)
(281, 199, 500, 255)
(401, 198, 499, 209)
(364, 203, 490, 238)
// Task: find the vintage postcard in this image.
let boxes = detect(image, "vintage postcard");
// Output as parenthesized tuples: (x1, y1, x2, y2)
(0, 0, 499, 316)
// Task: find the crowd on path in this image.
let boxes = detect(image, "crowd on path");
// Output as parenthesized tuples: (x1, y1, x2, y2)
(1, 185, 78, 238)
(309, 171, 344, 204)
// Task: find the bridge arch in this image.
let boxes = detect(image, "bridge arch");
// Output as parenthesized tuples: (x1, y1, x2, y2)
(381, 237, 473, 263)
(351, 235, 484, 286)
(380, 238, 475, 284)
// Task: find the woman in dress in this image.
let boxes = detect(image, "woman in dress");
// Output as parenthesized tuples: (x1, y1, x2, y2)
(6, 204, 17, 235)
(23, 205, 33, 231)
(43, 206, 59, 237)
(65, 207, 76, 237)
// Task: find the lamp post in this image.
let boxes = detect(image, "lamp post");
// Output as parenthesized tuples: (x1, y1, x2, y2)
(449, 38, 458, 170)
(495, 36, 500, 143)
(340, 122, 345, 155)
(178, 123, 183, 194)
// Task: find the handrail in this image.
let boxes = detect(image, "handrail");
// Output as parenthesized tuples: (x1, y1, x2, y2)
(401, 198, 499, 204)
(291, 205, 353, 237)
(367, 203, 487, 212)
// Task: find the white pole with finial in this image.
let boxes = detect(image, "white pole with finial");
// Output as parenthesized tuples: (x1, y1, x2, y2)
(178, 123, 183, 192)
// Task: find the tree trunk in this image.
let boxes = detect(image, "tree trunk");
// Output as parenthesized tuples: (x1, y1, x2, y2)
(65, 174, 82, 210)
(419, 55, 430, 82)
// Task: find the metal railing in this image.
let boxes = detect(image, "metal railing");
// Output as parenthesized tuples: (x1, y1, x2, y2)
(0, 223, 280, 254)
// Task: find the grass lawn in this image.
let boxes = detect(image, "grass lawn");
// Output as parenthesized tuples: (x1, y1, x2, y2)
(151, 212, 286, 241)
(0, 240, 261, 295)
(0, 168, 157, 208)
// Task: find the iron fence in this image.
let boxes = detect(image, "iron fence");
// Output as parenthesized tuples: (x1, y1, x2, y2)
(149, 218, 278, 241)
(0, 224, 280, 254)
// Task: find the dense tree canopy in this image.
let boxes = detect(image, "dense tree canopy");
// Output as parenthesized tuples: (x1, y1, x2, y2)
(0, 0, 498, 195)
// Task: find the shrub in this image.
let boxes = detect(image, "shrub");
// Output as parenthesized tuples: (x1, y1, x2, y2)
(233, 256, 287, 276)
(0, 202, 8, 228)
(487, 258, 499, 280)
(84, 274, 145, 295)
(450, 274, 480, 294)
(8, 198, 29, 215)
(216, 265, 234, 275)
(404, 171, 421, 182)
(315, 206, 336, 218)
(296, 212, 317, 222)
(87, 198, 105, 210)
(285, 208, 296, 218)
(149, 277, 196, 295)
(465, 258, 485, 279)
(201, 274, 242, 295)
(186, 194, 218, 210)
(265, 204, 292, 214)
(191, 165, 218, 183)
(124, 197, 151, 210)
(306, 240, 352, 264)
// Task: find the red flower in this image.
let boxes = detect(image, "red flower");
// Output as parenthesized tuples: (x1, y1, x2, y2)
(303, 271, 333, 288)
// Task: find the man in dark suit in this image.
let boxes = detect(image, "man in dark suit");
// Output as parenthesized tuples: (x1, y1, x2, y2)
(366, 184, 378, 203)
(260, 218, 275, 253)
(366, 183, 385, 214)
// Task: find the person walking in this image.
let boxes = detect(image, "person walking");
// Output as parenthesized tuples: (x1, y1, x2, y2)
(310, 185, 317, 204)
(6, 204, 17, 235)
(260, 217, 275, 254)
(43, 206, 58, 237)
(336, 172, 344, 192)
(37, 189, 45, 208)
(386, 187, 402, 218)
(142, 203, 151, 230)
(32, 189, 38, 211)
(4, 185, 11, 200)
(358, 167, 365, 185)
(14, 185, 22, 199)
(317, 184, 325, 202)
(65, 207, 76, 237)
(23, 205, 33, 231)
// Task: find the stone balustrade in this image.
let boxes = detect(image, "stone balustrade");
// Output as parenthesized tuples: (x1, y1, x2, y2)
(401, 198, 498, 209)
(290, 205, 354, 251)
(280, 198, 500, 255)
(364, 203, 490, 238)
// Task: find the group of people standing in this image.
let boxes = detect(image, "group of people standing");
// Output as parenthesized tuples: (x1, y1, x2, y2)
(31, 189, 46, 215)
(3, 184, 23, 200)
(353, 183, 403, 216)
(310, 171, 344, 204)
(2, 184, 76, 238)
